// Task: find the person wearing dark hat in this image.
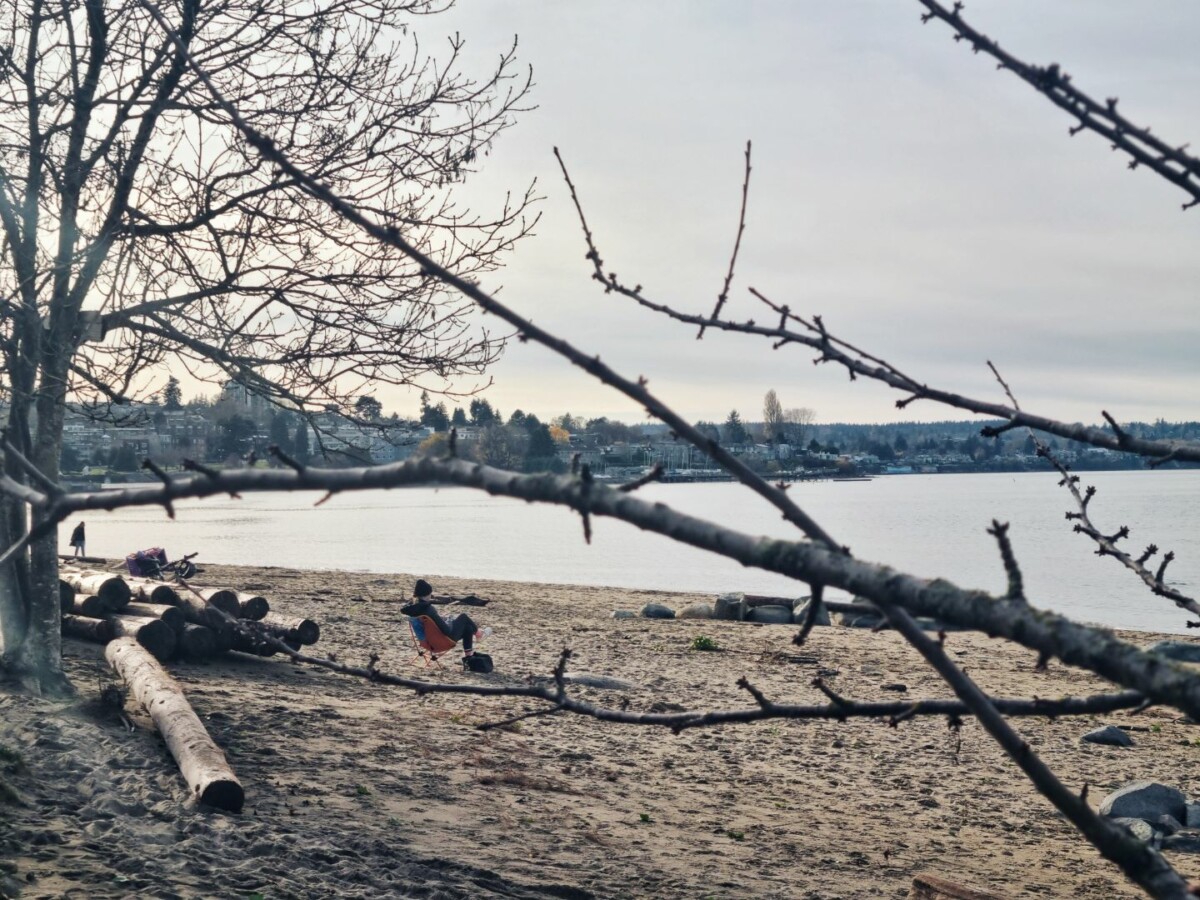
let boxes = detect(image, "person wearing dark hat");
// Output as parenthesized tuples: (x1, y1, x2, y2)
(400, 578, 482, 658)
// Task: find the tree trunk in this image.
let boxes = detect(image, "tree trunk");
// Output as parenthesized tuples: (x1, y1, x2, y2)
(258, 615, 320, 646)
(124, 602, 186, 632)
(107, 615, 177, 661)
(235, 593, 269, 621)
(61, 614, 116, 644)
(105, 637, 244, 812)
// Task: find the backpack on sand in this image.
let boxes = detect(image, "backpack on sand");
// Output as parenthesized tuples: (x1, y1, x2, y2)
(463, 653, 494, 674)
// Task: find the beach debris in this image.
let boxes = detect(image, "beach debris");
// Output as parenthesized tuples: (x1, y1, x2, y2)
(1081, 725, 1133, 747)
(640, 603, 676, 619)
(60, 570, 131, 610)
(1155, 813, 1183, 835)
(611, 610, 636, 619)
(1091, 782, 1200, 850)
(839, 611, 883, 629)
(1100, 781, 1187, 823)
(105, 637, 244, 813)
(177, 623, 219, 659)
(907, 872, 1009, 899)
(562, 673, 636, 691)
(61, 614, 115, 644)
(107, 614, 177, 662)
(1148, 640, 1200, 663)
(746, 605, 791, 625)
(123, 602, 186, 632)
(792, 598, 831, 626)
(58, 564, 322, 663)
(126, 579, 181, 605)
(257, 615, 321, 646)
(234, 592, 269, 621)
(677, 602, 713, 620)
(1187, 802, 1200, 828)
(58, 579, 75, 613)
(713, 592, 746, 621)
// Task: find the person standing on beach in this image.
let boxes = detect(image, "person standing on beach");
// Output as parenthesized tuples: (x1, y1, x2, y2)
(69, 521, 86, 558)
(400, 578, 482, 659)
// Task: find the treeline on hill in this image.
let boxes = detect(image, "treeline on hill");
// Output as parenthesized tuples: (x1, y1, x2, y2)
(46, 375, 1197, 477)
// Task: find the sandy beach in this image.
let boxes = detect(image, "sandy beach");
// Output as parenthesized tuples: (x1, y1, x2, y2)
(2, 563, 1199, 899)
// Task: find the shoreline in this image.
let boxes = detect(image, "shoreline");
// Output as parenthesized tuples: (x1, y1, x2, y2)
(4, 563, 1199, 898)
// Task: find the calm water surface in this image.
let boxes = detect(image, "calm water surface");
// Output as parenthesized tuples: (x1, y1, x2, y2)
(65, 470, 1200, 634)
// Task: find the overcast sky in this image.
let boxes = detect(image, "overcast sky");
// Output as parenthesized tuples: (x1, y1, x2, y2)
(388, 1, 1200, 427)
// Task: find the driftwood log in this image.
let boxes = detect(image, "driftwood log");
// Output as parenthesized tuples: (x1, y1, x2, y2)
(61, 614, 115, 643)
(908, 873, 1008, 900)
(192, 586, 239, 611)
(177, 624, 219, 659)
(235, 593, 269, 621)
(61, 571, 130, 610)
(124, 602, 186, 632)
(58, 579, 75, 613)
(105, 637, 244, 812)
(257, 615, 319, 646)
(227, 629, 280, 657)
(171, 591, 240, 630)
(108, 614, 177, 661)
(127, 580, 181, 605)
(69, 594, 113, 618)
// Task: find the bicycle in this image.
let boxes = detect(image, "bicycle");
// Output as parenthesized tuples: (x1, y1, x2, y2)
(124, 547, 199, 581)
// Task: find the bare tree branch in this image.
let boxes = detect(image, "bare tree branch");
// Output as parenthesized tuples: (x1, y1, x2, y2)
(917, 0, 1200, 211)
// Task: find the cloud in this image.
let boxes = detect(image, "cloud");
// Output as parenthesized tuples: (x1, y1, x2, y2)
(380, 1, 1200, 426)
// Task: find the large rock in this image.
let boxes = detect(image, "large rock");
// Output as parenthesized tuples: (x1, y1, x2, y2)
(677, 603, 714, 620)
(713, 592, 746, 622)
(640, 603, 676, 620)
(1149, 641, 1200, 663)
(1163, 832, 1200, 853)
(793, 599, 831, 626)
(839, 612, 883, 629)
(1110, 817, 1158, 843)
(1081, 725, 1133, 747)
(1099, 782, 1187, 823)
(747, 605, 792, 625)
(1186, 802, 1200, 828)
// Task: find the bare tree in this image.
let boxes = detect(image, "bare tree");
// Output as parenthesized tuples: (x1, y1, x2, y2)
(783, 406, 815, 450)
(0, 0, 535, 692)
(761, 389, 784, 444)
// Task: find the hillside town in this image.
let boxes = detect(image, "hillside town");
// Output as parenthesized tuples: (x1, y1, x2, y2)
(21, 378, 1195, 487)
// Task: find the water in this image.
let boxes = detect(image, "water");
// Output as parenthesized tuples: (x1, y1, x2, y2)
(63, 470, 1200, 634)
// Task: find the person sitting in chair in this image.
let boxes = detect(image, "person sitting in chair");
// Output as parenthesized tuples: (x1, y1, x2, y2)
(400, 578, 481, 661)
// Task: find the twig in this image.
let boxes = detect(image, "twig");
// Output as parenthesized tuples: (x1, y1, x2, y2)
(699, 140, 752, 339)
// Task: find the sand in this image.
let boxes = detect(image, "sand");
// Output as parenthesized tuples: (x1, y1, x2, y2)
(2, 564, 1199, 899)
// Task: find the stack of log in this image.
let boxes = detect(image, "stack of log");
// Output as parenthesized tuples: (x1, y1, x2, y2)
(57, 563, 327, 813)
(58, 567, 322, 663)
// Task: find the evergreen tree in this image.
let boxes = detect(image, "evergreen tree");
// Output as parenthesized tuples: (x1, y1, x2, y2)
(722, 410, 748, 445)
(292, 423, 311, 464)
(162, 376, 183, 410)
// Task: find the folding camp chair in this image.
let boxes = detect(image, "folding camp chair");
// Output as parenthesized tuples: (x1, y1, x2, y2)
(408, 615, 457, 669)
